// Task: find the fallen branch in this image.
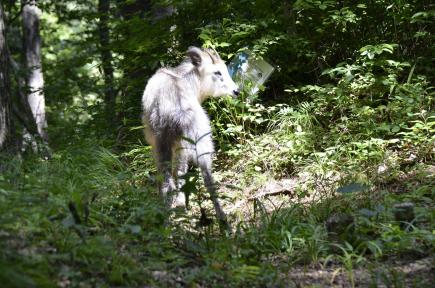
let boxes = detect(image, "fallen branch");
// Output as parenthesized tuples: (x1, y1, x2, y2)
(248, 188, 294, 201)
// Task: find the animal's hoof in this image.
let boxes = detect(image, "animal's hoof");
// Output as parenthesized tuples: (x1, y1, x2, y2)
(171, 192, 186, 209)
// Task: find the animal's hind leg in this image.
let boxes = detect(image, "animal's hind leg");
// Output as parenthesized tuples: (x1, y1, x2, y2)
(156, 138, 176, 207)
(173, 146, 189, 208)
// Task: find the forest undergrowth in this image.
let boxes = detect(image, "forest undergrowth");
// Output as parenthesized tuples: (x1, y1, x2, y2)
(0, 49, 433, 286)
(0, 116, 433, 287)
(1, 1, 434, 287)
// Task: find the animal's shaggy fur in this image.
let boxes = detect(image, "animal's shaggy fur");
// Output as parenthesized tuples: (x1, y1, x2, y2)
(142, 47, 239, 227)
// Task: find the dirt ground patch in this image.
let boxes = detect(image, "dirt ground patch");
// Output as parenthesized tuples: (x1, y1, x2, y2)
(286, 256, 434, 287)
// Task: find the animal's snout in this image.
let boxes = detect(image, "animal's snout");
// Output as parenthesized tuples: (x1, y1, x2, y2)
(233, 89, 240, 97)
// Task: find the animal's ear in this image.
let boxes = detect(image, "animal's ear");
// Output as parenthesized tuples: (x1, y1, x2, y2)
(187, 47, 203, 66)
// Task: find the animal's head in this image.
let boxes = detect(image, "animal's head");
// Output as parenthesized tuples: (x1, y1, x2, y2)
(187, 47, 239, 100)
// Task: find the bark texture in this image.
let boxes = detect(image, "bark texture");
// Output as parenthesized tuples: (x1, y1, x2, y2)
(22, 0, 48, 142)
(98, 0, 116, 128)
(0, 2, 12, 150)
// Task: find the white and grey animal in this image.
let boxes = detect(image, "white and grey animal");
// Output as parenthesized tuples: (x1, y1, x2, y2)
(142, 46, 239, 227)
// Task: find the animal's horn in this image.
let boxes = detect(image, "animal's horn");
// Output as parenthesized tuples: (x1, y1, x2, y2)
(203, 47, 221, 64)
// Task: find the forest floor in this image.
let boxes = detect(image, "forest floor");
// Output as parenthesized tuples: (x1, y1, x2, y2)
(233, 180, 434, 287)
(173, 164, 435, 287)
(0, 145, 433, 287)
(286, 256, 433, 287)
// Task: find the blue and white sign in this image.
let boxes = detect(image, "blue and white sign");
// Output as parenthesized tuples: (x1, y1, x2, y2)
(228, 51, 274, 95)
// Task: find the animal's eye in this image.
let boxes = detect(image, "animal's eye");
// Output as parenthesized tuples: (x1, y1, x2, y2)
(214, 71, 222, 76)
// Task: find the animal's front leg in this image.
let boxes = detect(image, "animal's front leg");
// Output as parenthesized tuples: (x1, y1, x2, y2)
(198, 156, 229, 231)
(195, 136, 230, 231)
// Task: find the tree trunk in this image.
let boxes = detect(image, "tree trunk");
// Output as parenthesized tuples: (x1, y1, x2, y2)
(22, 0, 48, 143)
(0, 2, 13, 151)
(98, 0, 116, 130)
(10, 55, 42, 140)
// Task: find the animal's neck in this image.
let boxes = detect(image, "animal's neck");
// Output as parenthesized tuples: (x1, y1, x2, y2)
(182, 71, 207, 103)
(198, 88, 210, 103)
(174, 61, 209, 103)
(197, 75, 211, 103)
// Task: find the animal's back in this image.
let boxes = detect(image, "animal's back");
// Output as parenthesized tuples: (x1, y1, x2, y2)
(142, 68, 201, 145)
(142, 70, 177, 120)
